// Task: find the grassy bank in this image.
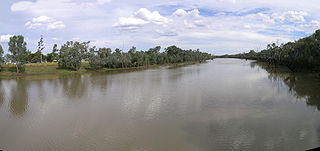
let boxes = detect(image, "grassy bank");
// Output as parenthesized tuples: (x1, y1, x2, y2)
(0, 61, 203, 79)
(1, 62, 89, 76)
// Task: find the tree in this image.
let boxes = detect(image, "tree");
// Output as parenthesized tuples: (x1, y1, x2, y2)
(146, 46, 161, 64)
(58, 41, 90, 70)
(88, 46, 100, 68)
(0, 44, 4, 71)
(47, 44, 59, 62)
(28, 51, 42, 63)
(8, 35, 30, 73)
(4, 54, 11, 64)
(37, 35, 45, 63)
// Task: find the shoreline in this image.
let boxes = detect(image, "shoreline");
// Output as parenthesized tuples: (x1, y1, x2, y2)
(0, 61, 204, 80)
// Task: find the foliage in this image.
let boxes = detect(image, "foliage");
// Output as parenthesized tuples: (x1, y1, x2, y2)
(1, 35, 213, 72)
(28, 51, 45, 63)
(47, 44, 59, 62)
(0, 44, 3, 71)
(58, 41, 90, 70)
(87, 45, 213, 69)
(37, 35, 45, 63)
(8, 35, 30, 73)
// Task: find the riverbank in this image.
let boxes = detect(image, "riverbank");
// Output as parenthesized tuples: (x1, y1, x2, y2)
(0, 61, 203, 79)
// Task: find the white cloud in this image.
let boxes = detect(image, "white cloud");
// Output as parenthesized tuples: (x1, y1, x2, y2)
(172, 9, 187, 17)
(25, 16, 66, 30)
(47, 21, 66, 30)
(11, 1, 33, 12)
(251, 11, 308, 25)
(243, 10, 317, 37)
(183, 20, 192, 28)
(184, 20, 206, 28)
(218, 0, 236, 4)
(273, 11, 308, 24)
(244, 25, 252, 29)
(188, 9, 201, 18)
(172, 9, 204, 28)
(10, 0, 110, 19)
(32, 15, 53, 23)
(115, 17, 149, 26)
(0, 35, 14, 43)
(181, 30, 290, 43)
(156, 29, 178, 36)
(298, 20, 320, 33)
(135, 8, 170, 25)
(96, 0, 112, 5)
(253, 13, 275, 24)
(193, 20, 206, 27)
(306, 20, 320, 28)
(113, 17, 149, 31)
(113, 8, 170, 31)
(173, 9, 200, 18)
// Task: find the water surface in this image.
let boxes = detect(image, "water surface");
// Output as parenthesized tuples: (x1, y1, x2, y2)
(0, 58, 320, 151)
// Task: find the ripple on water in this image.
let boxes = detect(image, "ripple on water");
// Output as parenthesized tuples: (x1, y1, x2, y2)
(0, 59, 320, 151)
(145, 97, 163, 120)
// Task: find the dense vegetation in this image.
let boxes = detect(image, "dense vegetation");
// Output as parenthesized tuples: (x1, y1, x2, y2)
(219, 30, 320, 72)
(0, 45, 4, 71)
(88, 45, 212, 70)
(0, 35, 213, 73)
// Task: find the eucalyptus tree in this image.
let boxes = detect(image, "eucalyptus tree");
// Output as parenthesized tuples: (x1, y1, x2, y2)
(113, 48, 123, 68)
(4, 54, 11, 64)
(88, 46, 113, 69)
(0, 44, 4, 71)
(135, 51, 146, 67)
(28, 51, 42, 63)
(128, 46, 138, 66)
(58, 41, 90, 70)
(47, 44, 59, 62)
(98, 47, 112, 67)
(146, 46, 161, 64)
(37, 35, 45, 63)
(8, 35, 30, 73)
(88, 46, 100, 68)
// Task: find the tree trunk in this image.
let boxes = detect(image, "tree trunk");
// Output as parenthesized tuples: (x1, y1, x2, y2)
(16, 64, 19, 73)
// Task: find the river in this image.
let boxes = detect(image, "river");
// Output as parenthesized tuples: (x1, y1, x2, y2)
(0, 58, 319, 151)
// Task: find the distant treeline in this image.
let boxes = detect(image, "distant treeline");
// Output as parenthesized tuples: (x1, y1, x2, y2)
(0, 35, 213, 72)
(218, 30, 320, 72)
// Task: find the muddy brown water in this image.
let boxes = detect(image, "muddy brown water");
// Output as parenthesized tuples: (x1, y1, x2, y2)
(0, 58, 319, 151)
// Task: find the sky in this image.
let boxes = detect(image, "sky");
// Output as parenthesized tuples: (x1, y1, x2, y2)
(1, 0, 320, 55)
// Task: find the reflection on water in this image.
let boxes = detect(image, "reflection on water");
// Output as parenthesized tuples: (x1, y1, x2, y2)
(0, 81, 4, 107)
(0, 59, 319, 151)
(59, 75, 89, 99)
(251, 61, 320, 110)
(10, 80, 29, 117)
